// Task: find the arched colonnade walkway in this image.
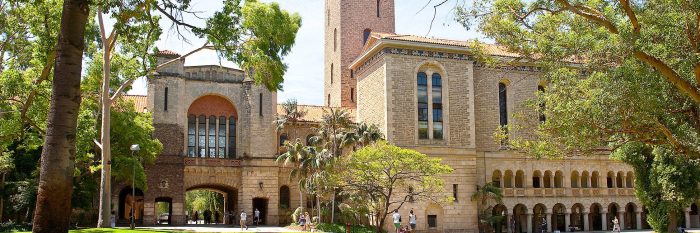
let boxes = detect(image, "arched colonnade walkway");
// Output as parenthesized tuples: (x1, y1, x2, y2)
(491, 202, 649, 233)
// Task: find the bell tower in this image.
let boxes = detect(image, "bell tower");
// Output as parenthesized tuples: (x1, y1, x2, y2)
(324, 0, 395, 108)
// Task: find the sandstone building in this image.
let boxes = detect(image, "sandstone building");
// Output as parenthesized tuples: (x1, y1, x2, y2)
(112, 0, 700, 232)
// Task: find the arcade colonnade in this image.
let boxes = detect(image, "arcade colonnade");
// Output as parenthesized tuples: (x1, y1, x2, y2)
(495, 202, 647, 233)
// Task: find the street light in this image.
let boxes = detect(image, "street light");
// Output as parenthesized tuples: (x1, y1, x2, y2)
(130, 144, 140, 230)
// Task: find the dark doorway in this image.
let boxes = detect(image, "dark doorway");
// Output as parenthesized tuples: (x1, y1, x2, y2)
(253, 198, 268, 225)
(155, 197, 173, 225)
(118, 187, 144, 223)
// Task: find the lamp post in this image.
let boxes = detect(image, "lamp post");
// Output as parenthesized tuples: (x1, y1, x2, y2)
(130, 144, 140, 230)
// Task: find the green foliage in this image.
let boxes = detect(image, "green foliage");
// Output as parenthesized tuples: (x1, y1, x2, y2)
(185, 190, 225, 214)
(316, 223, 383, 233)
(337, 141, 453, 232)
(613, 143, 700, 232)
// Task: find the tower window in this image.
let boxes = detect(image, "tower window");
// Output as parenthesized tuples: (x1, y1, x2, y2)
(259, 93, 263, 116)
(428, 215, 437, 228)
(538, 85, 546, 122)
(351, 88, 355, 102)
(331, 63, 334, 84)
(452, 184, 458, 202)
(363, 29, 371, 45)
(498, 82, 508, 127)
(327, 94, 331, 106)
(376, 0, 380, 17)
(334, 28, 337, 52)
(164, 87, 168, 111)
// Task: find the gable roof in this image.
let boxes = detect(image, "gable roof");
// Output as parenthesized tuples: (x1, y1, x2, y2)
(364, 32, 519, 57)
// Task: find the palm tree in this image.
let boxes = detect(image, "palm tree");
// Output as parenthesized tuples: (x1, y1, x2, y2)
(345, 122, 383, 148)
(471, 183, 504, 233)
(273, 99, 307, 216)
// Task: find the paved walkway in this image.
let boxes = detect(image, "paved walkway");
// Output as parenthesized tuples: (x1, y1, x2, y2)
(135, 225, 304, 232)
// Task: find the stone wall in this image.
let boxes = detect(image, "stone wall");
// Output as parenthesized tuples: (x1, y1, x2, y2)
(356, 57, 387, 134)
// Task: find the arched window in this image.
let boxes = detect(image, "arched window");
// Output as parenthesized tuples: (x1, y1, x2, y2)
(228, 116, 236, 158)
(327, 94, 331, 106)
(208, 116, 216, 157)
(279, 133, 288, 147)
(571, 171, 579, 188)
(432, 73, 443, 139)
(532, 171, 541, 188)
(198, 115, 206, 157)
(376, 0, 380, 17)
(498, 82, 508, 127)
(218, 116, 226, 158)
(538, 85, 546, 122)
(515, 170, 524, 188)
(187, 115, 196, 157)
(417, 72, 429, 139)
(554, 171, 563, 188)
(333, 28, 337, 52)
(280, 186, 290, 209)
(626, 171, 634, 188)
(363, 29, 371, 45)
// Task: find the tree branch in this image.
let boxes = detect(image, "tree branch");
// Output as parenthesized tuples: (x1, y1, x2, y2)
(633, 50, 700, 103)
(555, 0, 619, 34)
(619, 0, 640, 34)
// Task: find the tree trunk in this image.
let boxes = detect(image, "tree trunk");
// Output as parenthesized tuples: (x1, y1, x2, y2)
(97, 14, 113, 228)
(31, 1, 89, 232)
(331, 190, 335, 224)
(317, 194, 321, 224)
(0, 173, 4, 221)
(668, 211, 678, 233)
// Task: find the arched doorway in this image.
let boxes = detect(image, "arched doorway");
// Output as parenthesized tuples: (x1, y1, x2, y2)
(571, 203, 584, 231)
(253, 198, 269, 225)
(185, 184, 238, 225)
(533, 204, 546, 233)
(513, 204, 527, 233)
(608, 203, 620, 230)
(589, 203, 603, 231)
(625, 203, 637, 230)
(552, 204, 566, 232)
(691, 203, 699, 228)
(118, 187, 144, 224)
(492, 204, 507, 233)
(155, 197, 173, 225)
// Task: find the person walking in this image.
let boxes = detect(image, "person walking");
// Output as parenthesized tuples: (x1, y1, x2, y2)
(254, 208, 261, 226)
(193, 210, 199, 224)
(612, 216, 621, 233)
(240, 210, 248, 230)
(392, 210, 402, 233)
(214, 211, 220, 224)
(299, 212, 307, 231)
(204, 209, 211, 224)
(408, 209, 417, 232)
(510, 217, 516, 233)
(540, 217, 547, 233)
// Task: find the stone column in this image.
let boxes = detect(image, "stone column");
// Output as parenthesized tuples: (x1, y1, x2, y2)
(583, 211, 590, 231)
(685, 208, 692, 228)
(620, 174, 626, 188)
(619, 212, 625, 230)
(546, 212, 552, 233)
(565, 211, 571, 232)
(611, 175, 617, 188)
(602, 211, 608, 231)
(636, 211, 642, 230)
(527, 212, 533, 233)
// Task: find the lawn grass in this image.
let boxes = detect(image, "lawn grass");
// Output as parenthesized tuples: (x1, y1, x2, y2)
(15, 228, 311, 233)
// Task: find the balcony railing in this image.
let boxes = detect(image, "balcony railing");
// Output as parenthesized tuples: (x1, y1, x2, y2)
(501, 187, 633, 198)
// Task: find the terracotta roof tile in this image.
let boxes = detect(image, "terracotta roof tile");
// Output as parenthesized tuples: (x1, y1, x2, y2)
(123, 95, 148, 112)
(156, 50, 180, 58)
(370, 32, 520, 57)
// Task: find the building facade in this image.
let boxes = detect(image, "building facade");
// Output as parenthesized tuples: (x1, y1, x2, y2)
(112, 0, 700, 232)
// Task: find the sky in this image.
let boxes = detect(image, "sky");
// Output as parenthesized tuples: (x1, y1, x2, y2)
(128, 0, 484, 105)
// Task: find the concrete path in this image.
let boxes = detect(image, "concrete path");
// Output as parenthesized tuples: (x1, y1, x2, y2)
(133, 225, 305, 232)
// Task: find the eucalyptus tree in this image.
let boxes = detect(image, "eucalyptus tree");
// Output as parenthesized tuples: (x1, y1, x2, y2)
(456, 0, 700, 232)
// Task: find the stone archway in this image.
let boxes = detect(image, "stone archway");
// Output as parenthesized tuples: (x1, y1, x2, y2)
(492, 204, 507, 233)
(155, 197, 173, 225)
(513, 204, 528, 233)
(185, 184, 238, 225)
(552, 203, 566, 232)
(625, 202, 637, 230)
(118, 186, 144, 224)
(589, 203, 603, 231)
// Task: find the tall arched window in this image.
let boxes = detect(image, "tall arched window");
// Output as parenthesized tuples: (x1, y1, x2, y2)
(280, 186, 290, 208)
(498, 82, 508, 127)
(417, 72, 429, 139)
(327, 94, 331, 106)
(363, 29, 371, 45)
(187, 115, 196, 157)
(228, 116, 236, 158)
(538, 85, 546, 122)
(218, 116, 226, 158)
(208, 115, 216, 157)
(351, 88, 355, 102)
(432, 73, 443, 139)
(333, 28, 337, 52)
(198, 115, 206, 157)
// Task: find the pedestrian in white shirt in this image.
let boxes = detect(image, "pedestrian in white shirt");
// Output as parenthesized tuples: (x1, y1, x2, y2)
(240, 210, 248, 230)
(408, 209, 417, 232)
(392, 210, 402, 233)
